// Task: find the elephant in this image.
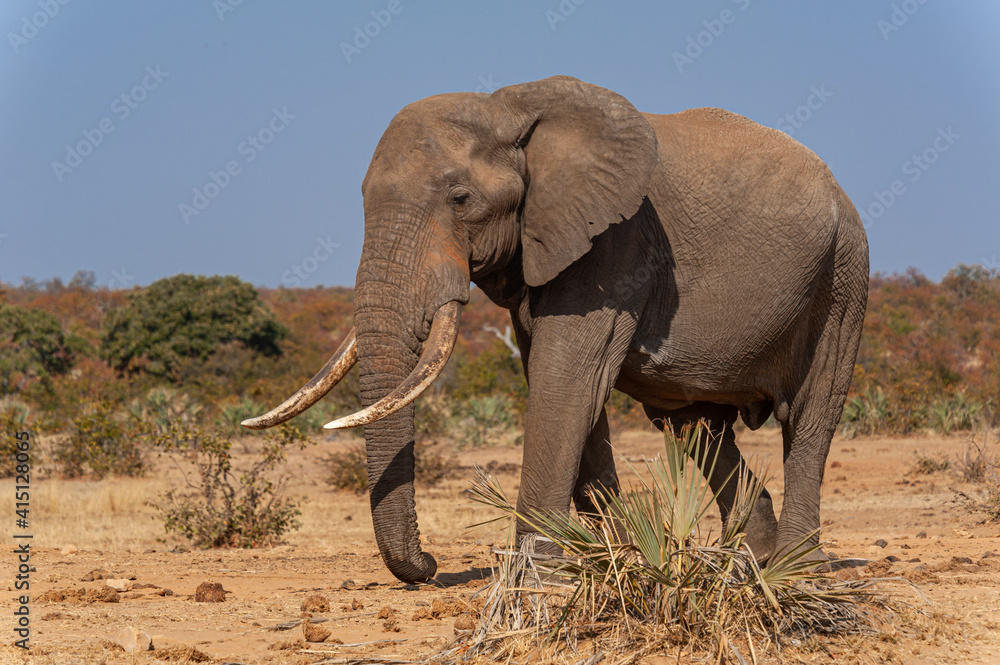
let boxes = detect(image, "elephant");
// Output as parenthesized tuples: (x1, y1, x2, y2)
(244, 76, 869, 584)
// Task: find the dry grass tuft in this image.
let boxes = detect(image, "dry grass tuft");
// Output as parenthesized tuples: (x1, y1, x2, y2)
(440, 422, 891, 664)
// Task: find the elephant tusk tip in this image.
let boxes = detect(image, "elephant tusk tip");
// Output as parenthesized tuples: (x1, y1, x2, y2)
(241, 417, 268, 430)
(323, 419, 349, 430)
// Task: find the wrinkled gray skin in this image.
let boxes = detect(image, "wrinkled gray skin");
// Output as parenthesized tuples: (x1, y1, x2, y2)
(351, 77, 868, 583)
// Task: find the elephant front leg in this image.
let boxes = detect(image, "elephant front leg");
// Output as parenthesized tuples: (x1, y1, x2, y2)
(514, 316, 634, 546)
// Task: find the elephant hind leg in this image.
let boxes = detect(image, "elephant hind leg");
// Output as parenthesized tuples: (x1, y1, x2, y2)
(775, 272, 868, 564)
(644, 402, 778, 562)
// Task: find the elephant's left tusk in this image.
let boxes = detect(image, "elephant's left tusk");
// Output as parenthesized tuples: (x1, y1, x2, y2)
(242, 329, 357, 430)
(324, 301, 461, 430)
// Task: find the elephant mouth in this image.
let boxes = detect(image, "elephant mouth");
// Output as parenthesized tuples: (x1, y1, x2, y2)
(242, 300, 462, 431)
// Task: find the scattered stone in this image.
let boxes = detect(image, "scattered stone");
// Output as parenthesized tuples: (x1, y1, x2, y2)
(86, 587, 120, 603)
(105, 579, 133, 592)
(874, 539, 888, 548)
(913, 564, 928, 571)
(301, 594, 330, 613)
(38, 590, 67, 603)
(168, 547, 189, 554)
(830, 460, 842, 468)
(885, 555, 901, 563)
(60, 545, 78, 556)
(916, 531, 927, 539)
(351, 597, 364, 611)
(908, 558, 921, 563)
(154, 645, 212, 662)
(269, 638, 305, 651)
(157, 588, 174, 596)
(454, 615, 476, 631)
(900, 543, 911, 549)
(41, 612, 73, 620)
(194, 582, 227, 603)
(952, 556, 973, 565)
(302, 621, 331, 643)
(80, 569, 110, 581)
(983, 551, 996, 559)
(116, 626, 153, 653)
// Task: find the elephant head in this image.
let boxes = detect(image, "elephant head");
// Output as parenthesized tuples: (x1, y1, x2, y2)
(243, 76, 660, 583)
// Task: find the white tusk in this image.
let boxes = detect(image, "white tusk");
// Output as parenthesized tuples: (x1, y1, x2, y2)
(324, 301, 461, 430)
(241, 329, 357, 430)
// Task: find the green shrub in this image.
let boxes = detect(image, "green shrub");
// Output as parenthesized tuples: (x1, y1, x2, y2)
(0, 302, 75, 395)
(150, 423, 307, 548)
(101, 274, 287, 379)
(54, 402, 147, 479)
(216, 395, 266, 436)
(455, 394, 517, 448)
(0, 402, 32, 478)
(841, 386, 890, 438)
(930, 392, 986, 434)
(127, 387, 203, 434)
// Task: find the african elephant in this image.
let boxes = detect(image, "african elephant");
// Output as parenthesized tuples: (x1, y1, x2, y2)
(244, 76, 869, 584)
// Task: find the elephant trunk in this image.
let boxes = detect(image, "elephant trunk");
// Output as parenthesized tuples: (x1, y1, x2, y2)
(353, 251, 438, 584)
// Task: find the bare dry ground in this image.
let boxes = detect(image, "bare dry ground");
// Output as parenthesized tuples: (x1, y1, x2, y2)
(4, 427, 1000, 664)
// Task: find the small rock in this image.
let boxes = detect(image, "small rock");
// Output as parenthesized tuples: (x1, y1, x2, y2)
(105, 579, 133, 592)
(302, 621, 331, 643)
(351, 597, 364, 611)
(913, 564, 928, 571)
(301, 594, 330, 613)
(885, 555, 901, 563)
(952, 556, 973, 565)
(982, 551, 996, 559)
(168, 547, 189, 554)
(81, 569, 110, 582)
(157, 588, 174, 596)
(830, 460, 842, 468)
(916, 531, 927, 539)
(116, 626, 153, 653)
(60, 545, 78, 556)
(900, 543, 911, 550)
(194, 582, 227, 603)
(908, 558, 921, 563)
(874, 539, 888, 548)
(454, 615, 476, 631)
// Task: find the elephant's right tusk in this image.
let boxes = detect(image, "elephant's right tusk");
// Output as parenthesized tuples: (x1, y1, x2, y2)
(241, 329, 357, 430)
(324, 301, 461, 430)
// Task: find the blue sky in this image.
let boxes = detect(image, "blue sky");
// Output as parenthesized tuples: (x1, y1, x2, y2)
(2, 1, 998, 289)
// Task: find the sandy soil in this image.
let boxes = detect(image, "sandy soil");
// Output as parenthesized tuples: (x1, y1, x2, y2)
(4, 427, 1000, 664)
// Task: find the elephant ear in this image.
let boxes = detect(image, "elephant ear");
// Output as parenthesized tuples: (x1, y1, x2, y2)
(490, 76, 659, 287)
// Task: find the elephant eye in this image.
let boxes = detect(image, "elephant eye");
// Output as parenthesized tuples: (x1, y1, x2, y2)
(449, 192, 470, 212)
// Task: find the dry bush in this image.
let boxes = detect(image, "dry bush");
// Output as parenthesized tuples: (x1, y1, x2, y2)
(452, 423, 887, 663)
(325, 442, 456, 493)
(149, 423, 307, 548)
(909, 453, 951, 476)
